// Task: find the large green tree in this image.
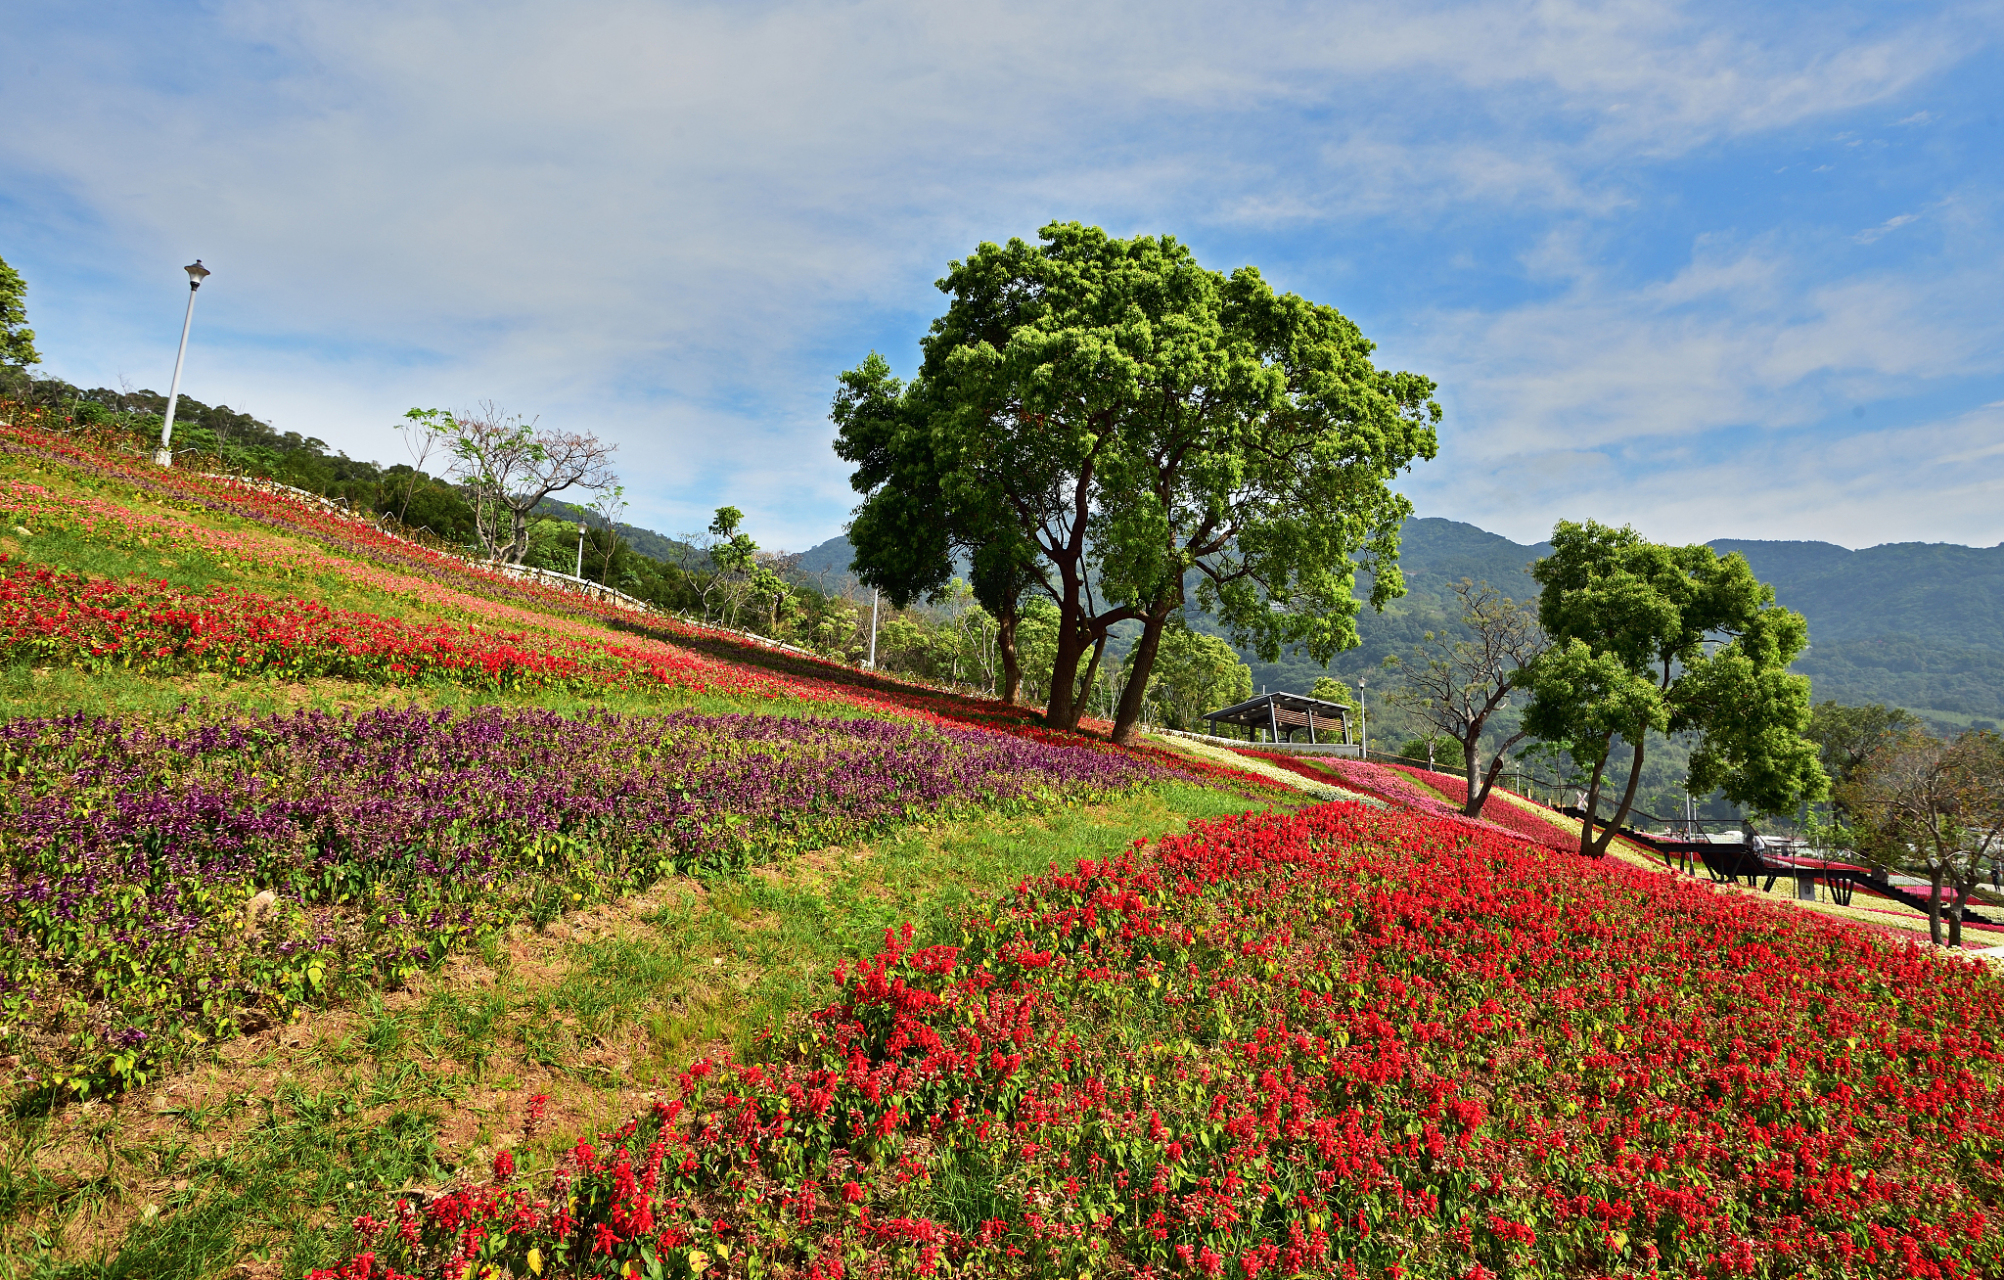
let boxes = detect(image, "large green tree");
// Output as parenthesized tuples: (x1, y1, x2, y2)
(1521, 520, 1827, 857)
(833, 222, 1438, 742)
(0, 254, 40, 369)
(833, 354, 1038, 702)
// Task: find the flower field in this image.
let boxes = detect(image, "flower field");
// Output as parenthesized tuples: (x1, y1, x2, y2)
(0, 417, 1050, 726)
(0, 434, 1288, 784)
(0, 705, 1165, 1096)
(317, 800, 2004, 1280)
(1233, 750, 1577, 853)
(0, 552, 1273, 805)
(11, 408, 1996, 1279)
(0, 558, 774, 695)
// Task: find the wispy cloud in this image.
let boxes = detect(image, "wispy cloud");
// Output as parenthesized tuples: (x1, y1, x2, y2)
(0, 0, 1997, 548)
(1855, 211, 1921, 242)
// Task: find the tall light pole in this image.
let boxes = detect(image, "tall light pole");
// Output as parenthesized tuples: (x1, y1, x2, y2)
(575, 517, 588, 578)
(866, 587, 880, 669)
(1357, 677, 1368, 759)
(155, 260, 211, 466)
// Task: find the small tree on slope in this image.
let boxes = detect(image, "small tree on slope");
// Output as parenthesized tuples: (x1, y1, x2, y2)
(1846, 727, 2004, 947)
(1384, 578, 1547, 817)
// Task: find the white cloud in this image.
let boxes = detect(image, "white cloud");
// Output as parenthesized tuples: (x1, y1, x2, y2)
(1409, 400, 2004, 549)
(1418, 230, 2001, 463)
(1854, 211, 1921, 243)
(0, 0, 1995, 548)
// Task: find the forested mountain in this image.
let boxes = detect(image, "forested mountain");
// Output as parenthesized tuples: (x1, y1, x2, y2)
(793, 520, 2004, 729)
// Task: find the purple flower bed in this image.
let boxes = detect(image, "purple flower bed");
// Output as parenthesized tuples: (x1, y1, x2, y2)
(0, 705, 1164, 1095)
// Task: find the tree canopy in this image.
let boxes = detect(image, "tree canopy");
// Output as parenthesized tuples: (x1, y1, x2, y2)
(833, 353, 1037, 702)
(1522, 520, 1827, 857)
(408, 404, 617, 566)
(1309, 676, 1355, 709)
(833, 222, 1438, 742)
(0, 254, 38, 369)
(1805, 700, 1921, 813)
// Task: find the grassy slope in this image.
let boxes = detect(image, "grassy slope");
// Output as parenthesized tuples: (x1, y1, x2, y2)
(4, 786, 1262, 1280)
(7, 436, 1987, 1277)
(0, 439, 1281, 1277)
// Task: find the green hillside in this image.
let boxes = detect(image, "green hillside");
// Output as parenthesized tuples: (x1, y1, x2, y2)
(1711, 538, 2004, 648)
(797, 520, 2004, 728)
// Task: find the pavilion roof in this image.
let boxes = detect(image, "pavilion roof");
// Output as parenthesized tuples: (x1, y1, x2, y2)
(1202, 691, 1351, 730)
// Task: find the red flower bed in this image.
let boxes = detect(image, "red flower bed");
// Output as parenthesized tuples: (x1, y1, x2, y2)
(0, 560, 775, 695)
(1234, 750, 1575, 852)
(1273, 755, 1649, 859)
(1382, 761, 1474, 804)
(0, 412, 1282, 791)
(317, 802, 2004, 1279)
(1459, 791, 1583, 853)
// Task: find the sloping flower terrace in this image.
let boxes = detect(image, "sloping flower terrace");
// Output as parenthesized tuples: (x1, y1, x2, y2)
(0, 707, 1168, 1095)
(317, 803, 2003, 1280)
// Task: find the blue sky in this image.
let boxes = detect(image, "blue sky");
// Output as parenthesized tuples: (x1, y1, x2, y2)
(4, 0, 2001, 552)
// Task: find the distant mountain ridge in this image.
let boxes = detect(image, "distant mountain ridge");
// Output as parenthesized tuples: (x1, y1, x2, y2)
(787, 520, 2004, 726)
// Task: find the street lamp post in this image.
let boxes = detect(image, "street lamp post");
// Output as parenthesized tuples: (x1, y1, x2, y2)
(155, 260, 211, 467)
(1357, 678, 1368, 759)
(867, 588, 880, 669)
(575, 518, 587, 579)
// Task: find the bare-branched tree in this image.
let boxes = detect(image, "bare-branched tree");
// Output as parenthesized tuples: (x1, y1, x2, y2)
(1845, 728, 2004, 947)
(393, 407, 452, 526)
(444, 402, 617, 564)
(1384, 579, 1548, 817)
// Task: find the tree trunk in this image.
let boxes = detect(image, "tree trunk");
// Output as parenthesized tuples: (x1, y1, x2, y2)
(1589, 737, 1649, 858)
(1463, 737, 1482, 815)
(1042, 618, 1092, 730)
(1466, 733, 1527, 819)
(1576, 734, 1613, 857)
(997, 610, 1021, 705)
(505, 505, 532, 565)
(1111, 603, 1175, 746)
(1948, 873, 1968, 949)
(1928, 863, 1946, 946)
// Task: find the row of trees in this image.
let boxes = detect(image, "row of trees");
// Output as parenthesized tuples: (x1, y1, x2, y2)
(1374, 544, 1996, 946)
(827, 227, 1833, 838)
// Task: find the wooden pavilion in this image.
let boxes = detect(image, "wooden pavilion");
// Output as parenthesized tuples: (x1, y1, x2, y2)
(1202, 691, 1351, 745)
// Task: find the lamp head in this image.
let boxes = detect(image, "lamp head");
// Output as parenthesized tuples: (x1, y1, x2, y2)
(184, 260, 211, 288)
